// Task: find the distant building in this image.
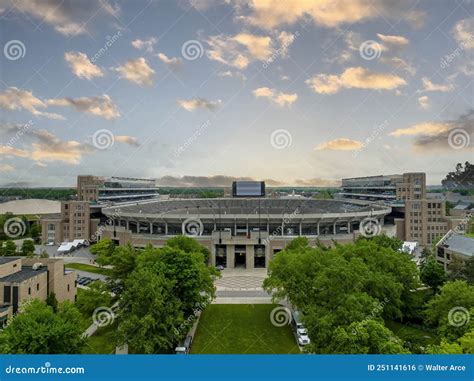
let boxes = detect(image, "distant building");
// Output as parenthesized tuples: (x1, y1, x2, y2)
(0, 257, 76, 325)
(41, 201, 100, 244)
(436, 231, 474, 271)
(77, 175, 160, 203)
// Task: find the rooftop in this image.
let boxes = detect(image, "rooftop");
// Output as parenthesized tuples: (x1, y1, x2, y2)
(0, 266, 47, 283)
(440, 234, 474, 257)
(104, 198, 389, 216)
(0, 257, 19, 265)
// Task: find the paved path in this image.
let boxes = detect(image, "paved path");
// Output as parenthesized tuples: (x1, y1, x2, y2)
(213, 268, 271, 303)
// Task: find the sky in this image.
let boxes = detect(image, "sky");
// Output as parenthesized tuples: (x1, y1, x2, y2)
(0, 0, 472, 188)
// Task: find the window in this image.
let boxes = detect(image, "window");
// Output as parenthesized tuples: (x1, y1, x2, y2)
(28, 287, 31, 295)
(67, 284, 70, 292)
(36, 284, 39, 291)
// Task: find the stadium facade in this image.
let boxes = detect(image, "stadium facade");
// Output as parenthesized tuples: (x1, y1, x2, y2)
(100, 198, 391, 269)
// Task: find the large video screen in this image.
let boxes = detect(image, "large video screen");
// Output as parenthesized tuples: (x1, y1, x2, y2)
(232, 181, 265, 197)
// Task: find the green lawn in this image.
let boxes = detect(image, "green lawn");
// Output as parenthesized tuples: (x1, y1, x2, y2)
(66, 263, 111, 276)
(385, 320, 438, 349)
(191, 304, 300, 354)
(82, 323, 117, 354)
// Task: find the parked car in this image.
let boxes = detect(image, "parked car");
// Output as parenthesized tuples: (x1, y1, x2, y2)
(175, 335, 193, 354)
(297, 328, 310, 346)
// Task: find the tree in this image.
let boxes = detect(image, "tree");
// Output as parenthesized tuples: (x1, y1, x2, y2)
(110, 244, 137, 281)
(425, 280, 474, 341)
(3, 241, 16, 256)
(39, 250, 49, 258)
(29, 224, 41, 243)
(21, 239, 35, 257)
(90, 238, 115, 266)
(75, 281, 112, 317)
(427, 329, 474, 354)
(263, 237, 419, 353)
(0, 300, 85, 354)
(165, 235, 211, 264)
(46, 292, 58, 313)
(421, 258, 447, 292)
(441, 162, 473, 189)
(117, 239, 218, 353)
(419, 247, 434, 266)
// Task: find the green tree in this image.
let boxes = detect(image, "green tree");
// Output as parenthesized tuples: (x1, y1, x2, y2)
(0, 300, 85, 354)
(76, 281, 112, 317)
(263, 237, 419, 353)
(46, 292, 58, 313)
(39, 250, 49, 258)
(427, 328, 474, 354)
(3, 241, 17, 256)
(21, 239, 35, 257)
(165, 235, 211, 263)
(425, 280, 474, 341)
(110, 244, 137, 281)
(421, 258, 447, 292)
(90, 238, 115, 266)
(29, 224, 41, 242)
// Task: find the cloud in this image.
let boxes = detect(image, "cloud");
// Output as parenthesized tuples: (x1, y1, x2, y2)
(132, 37, 158, 52)
(157, 53, 182, 70)
(207, 32, 287, 69)
(420, 77, 455, 92)
(237, 0, 424, 30)
(417, 96, 430, 110)
(115, 136, 140, 146)
(0, 87, 64, 120)
(6, 0, 120, 36)
(218, 70, 247, 81)
(389, 111, 473, 152)
(64, 51, 104, 80)
(114, 58, 155, 86)
(47, 95, 120, 119)
(0, 164, 14, 172)
(376, 33, 409, 46)
(29, 130, 92, 164)
(452, 18, 474, 49)
(0, 145, 29, 158)
(177, 98, 221, 112)
(252, 87, 297, 106)
(380, 56, 416, 75)
(155, 174, 338, 187)
(314, 138, 364, 151)
(306, 67, 406, 94)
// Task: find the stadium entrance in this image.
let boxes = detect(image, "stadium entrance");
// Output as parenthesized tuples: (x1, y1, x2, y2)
(235, 245, 246, 268)
(215, 245, 227, 268)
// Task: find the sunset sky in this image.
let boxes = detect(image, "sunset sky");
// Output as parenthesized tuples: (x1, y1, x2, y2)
(0, 0, 472, 187)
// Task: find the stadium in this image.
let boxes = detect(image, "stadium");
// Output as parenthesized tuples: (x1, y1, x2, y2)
(100, 196, 392, 269)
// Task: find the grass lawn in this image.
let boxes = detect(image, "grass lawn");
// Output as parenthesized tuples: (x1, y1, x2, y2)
(385, 320, 438, 347)
(191, 304, 300, 354)
(82, 323, 117, 354)
(66, 263, 111, 276)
